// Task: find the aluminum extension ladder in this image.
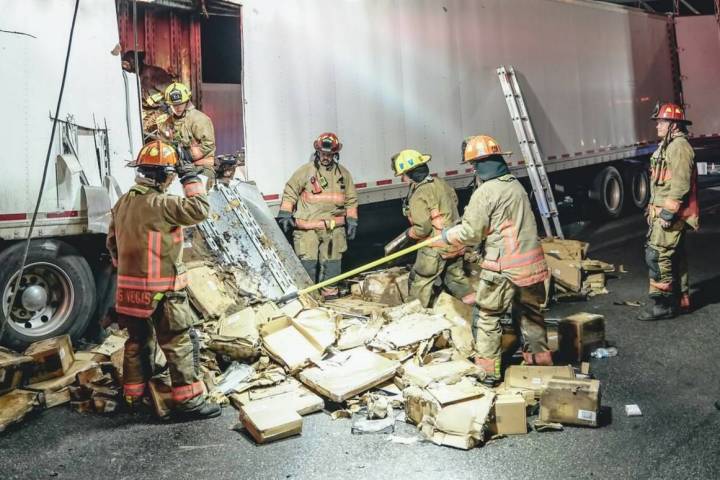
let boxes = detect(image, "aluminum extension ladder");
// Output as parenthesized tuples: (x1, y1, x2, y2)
(497, 65, 564, 239)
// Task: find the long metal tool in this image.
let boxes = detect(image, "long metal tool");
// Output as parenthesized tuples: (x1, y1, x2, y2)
(277, 235, 442, 303)
(497, 65, 564, 239)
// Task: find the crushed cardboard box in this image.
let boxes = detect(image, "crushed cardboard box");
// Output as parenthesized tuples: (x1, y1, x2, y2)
(405, 380, 495, 450)
(231, 378, 324, 416)
(187, 264, 238, 319)
(370, 312, 453, 352)
(299, 347, 400, 402)
(504, 365, 575, 396)
(23, 335, 75, 384)
(0, 347, 33, 396)
(400, 360, 482, 388)
(353, 267, 409, 306)
(0, 389, 39, 433)
(558, 312, 606, 362)
(239, 401, 303, 444)
(540, 377, 601, 427)
(260, 316, 329, 372)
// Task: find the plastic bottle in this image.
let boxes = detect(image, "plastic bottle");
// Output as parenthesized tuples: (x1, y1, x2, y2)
(590, 347, 618, 359)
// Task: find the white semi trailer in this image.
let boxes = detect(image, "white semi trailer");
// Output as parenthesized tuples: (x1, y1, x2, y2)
(1, 0, 718, 348)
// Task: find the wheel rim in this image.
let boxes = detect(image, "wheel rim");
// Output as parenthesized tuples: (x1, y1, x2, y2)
(605, 177, 622, 212)
(2, 262, 75, 338)
(633, 171, 648, 206)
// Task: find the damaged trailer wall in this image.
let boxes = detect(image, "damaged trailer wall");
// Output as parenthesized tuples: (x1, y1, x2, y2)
(241, 0, 675, 205)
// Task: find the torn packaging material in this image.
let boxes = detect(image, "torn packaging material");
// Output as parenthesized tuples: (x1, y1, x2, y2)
(371, 313, 453, 351)
(504, 365, 575, 395)
(89, 333, 126, 376)
(210, 308, 262, 362)
(558, 313, 606, 362)
(186, 265, 237, 319)
(231, 378, 324, 416)
(260, 316, 328, 371)
(432, 293, 475, 357)
(23, 335, 75, 383)
(0, 347, 33, 396)
(401, 360, 483, 388)
(358, 268, 410, 306)
(404, 383, 495, 450)
(540, 378, 601, 427)
(491, 393, 527, 435)
(336, 312, 384, 351)
(239, 401, 303, 444)
(26, 360, 99, 395)
(0, 390, 39, 433)
(541, 238, 588, 261)
(299, 347, 400, 403)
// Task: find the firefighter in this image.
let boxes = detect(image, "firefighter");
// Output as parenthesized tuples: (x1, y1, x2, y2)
(160, 82, 217, 188)
(277, 132, 359, 298)
(637, 102, 699, 321)
(436, 135, 551, 385)
(107, 140, 220, 420)
(391, 149, 473, 307)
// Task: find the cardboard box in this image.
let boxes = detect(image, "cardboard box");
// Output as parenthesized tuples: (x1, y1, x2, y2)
(401, 360, 481, 388)
(0, 347, 33, 395)
(239, 401, 302, 444)
(405, 383, 495, 450)
(0, 389, 38, 433)
(299, 347, 400, 402)
(24, 335, 75, 383)
(260, 316, 328, 371)
(186, 265, 236, 318)
(558, 313, 606, 362)
(26, 360, 98, 394)
(231, 378, 324, 416)
(41, 386, 71, 408)
(491, 393, 527, 435)
(541, 238, 589, 261)
(540, 377, 601, 427)
(504, 365, 575, 395)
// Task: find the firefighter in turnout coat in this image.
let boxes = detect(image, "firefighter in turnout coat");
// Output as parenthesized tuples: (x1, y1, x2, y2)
(277, 133, 359, 298)
(107, 140, 220, 420)
(437, 135, 552, 385)
(637, 102, 699, 321)
(391, 149, 472, 307)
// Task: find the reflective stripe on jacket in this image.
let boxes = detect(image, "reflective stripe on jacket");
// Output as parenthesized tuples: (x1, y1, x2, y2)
(280, 161, 358, 229)
(445, 174, 548, 287)
(107, 180, 209, 317)
(405, 177, 465, 259)
(649, 133, 699, 230)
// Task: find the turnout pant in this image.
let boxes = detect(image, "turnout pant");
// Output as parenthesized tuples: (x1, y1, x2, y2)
(645, 218, 688, 298)
(293, 227, 347, 296)
(121, 290, 205, 409)
(409, 247, 472, 308)
(472, 271, 549, 368)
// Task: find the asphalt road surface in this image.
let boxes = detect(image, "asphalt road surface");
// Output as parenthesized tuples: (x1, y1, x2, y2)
(2, 192, 720, 480)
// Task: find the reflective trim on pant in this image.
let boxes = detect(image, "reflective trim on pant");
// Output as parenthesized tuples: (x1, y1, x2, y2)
(645, 218, 685, 297)
(471, 273, 548, 359)
(171, 381, 204, 402)
(409, 247, 471, 308)
(123, 382, 146, 398)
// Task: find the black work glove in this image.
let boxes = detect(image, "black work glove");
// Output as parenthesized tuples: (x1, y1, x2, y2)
(175, 146, 197, 179)
(658, 208, 675, 229)
(277, 210, 295, 233)
(346, 217, 358, 241)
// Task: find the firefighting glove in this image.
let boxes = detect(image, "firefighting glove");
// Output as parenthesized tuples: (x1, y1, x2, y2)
(277, 210, 295, 233)
(346, 217, 358, 241)
(175, 146, 200, 184)
(658, 209, 675, 229)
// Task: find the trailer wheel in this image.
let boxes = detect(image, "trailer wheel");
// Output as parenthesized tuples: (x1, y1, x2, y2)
(627, 167, 650, 210)
(590, 166, 624, 219)
(0, 240, 96, 350)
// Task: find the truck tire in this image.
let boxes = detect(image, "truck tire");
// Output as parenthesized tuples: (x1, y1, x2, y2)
(626, 167, 650, 210)
(0, 240, 97, 350)
(591, 166, 624, 219)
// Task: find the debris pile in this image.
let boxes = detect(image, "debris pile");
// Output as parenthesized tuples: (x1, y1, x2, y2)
(0, 184, 613, 449)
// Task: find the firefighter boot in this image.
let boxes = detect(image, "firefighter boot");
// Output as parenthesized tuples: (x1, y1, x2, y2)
(174, 398, 221, 421)
(475, 357, 501, 387)
(636, 296, 676, 321)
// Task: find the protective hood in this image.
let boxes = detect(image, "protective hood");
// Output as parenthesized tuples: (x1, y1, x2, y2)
(474, 155, 510, 181)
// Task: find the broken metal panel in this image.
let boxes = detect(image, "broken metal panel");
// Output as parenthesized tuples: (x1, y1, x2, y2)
(197, 182, 311, 301)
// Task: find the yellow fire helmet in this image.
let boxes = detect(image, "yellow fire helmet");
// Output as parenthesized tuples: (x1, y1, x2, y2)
(391, 149, 432, 176)
(461, 135, 512, 163)
(164, 82, 191, 105)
